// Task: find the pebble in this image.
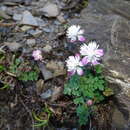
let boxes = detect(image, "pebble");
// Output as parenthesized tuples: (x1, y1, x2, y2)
(4, 42, 22, 52)
(21, 10, 38, 26)
(35, 17, 46, 27)
(46, 60, 66, 77)
(39, 2, 60, 17)
(27, 29, 42, 37)
(13, 13, 22, 21)
(36, 79, 44, 95)
(26, 39, 36, 47)
(21, 25, 32, 32)
(57, 13, 66, 23)
(0, 10, 11, 19)
(38, 62, 53, 80)
(43, 45, 52, 53)
(40, 89, 52, 99)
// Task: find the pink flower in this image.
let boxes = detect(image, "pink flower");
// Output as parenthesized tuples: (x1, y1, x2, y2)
(66, 54, 84, 76)
(66, 25, 86, 42)
(32, 50, 42, 61)
(87, 99, 93, 106)
(80, 41, 104, 65)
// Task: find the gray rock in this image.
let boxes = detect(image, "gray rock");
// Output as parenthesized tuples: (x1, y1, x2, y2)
(4, 42, 21, 51)
(0, 10, 11, 19)
(21, 11, 38, 26)
(40, 89, 52, 99)
(27, 29, 42, 37)
(43, 45, 52, 53)
(39, 2, 60, 17)
(38, 62, 53, 80)
(111, 106, 128, 129)
(57, 13, 66, 23)
(35, 17, 46, 27)
(26, 39, 36, 47)
(2, 0, 32, 5)
(13, 13, 22, 21)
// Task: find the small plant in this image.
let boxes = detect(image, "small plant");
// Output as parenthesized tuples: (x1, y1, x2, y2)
(32, 105, 52, 127)
(64, 25, 113, 126)
(9, 56, 39, 81)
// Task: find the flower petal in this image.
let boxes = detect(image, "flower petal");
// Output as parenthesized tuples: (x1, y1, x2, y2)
(81, 56, 89, 65)
(96, 49, 104, 56)
(77, 67, 83, 75)
(78, 35, 86, 42)
(92, 60, 100, 65)
(75, 53, 80, 60)
(68, 70, 76, 76)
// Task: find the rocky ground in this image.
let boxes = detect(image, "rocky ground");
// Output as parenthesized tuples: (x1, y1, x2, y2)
(0, 0, 130, 130)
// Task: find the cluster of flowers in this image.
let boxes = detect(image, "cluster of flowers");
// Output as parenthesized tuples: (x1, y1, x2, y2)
(32, 25, 104, 78)
(66, 25, 104, 76)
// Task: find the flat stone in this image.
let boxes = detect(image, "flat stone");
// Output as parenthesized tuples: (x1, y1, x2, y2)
(46, 60, 66, 77)
(0, 10, 11, 19)
(21, 25, 32, 32)
(39, 2, 60, 17)
(38, 62, 53, 80)
(35, 17, 46, 27)
(40, 89, 52, 99)
(4, 42, 21, 51)
(26, 39, 36, 47)
(27, 29, 42, 37)
(13, 13, 22, 21)
(21, 11, 38, 26)
(36, 79, 44, 95)
(57, 13, 66, 23)
(43, 45, 52, 53)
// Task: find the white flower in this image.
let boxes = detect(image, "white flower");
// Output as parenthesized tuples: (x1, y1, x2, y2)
(66, 25, 85, 42)
(32, 50, 42, 61)
(80, 41, 104, 65)
(66, 54, 84, 76)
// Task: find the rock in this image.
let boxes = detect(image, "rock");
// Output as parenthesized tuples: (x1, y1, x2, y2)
(51, 87, 63, 102)
(3, 0, 32, 5)
(35, 17, 46, 27)
(43, 27, 53, 33)
(69, 0, 130, 128)
(40, 87, 62, 101)
(40, 89, 52, 99)
(111, 107, 128, 129)
(0, 10, 11, 19)
(57, 13, 66, 23)
(46, 60, 66, 77)
(39, 2, 60, 17)
(27, 29, 42, 37)
(43, 45, 52, 53)
(4, 42, 21, 51)
(13, 13, 22, 21)
(26, 39, 36, 47)
(38, 62, 53, 80)
(21, 11, 38, 26)
(36, 79, 44, 95)
(20, 25, 32, 32)
(3, 2, 18, 6)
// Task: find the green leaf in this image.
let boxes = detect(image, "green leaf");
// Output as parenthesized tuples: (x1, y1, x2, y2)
(76, 105, 90, 126)
(0, 65, 5, 72)
(74, 97, 84, 105)
(103, 88, 114, 97)
(95, 65, 103, 74)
